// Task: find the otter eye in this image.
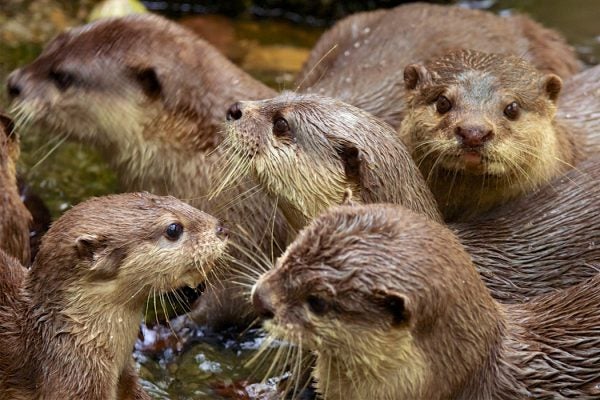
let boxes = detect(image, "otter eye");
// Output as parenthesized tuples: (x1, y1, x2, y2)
(273, 117, 291, 138)
(504, 102, 520, 120)
(307, 295, 329, 315)
(49, 70, 75, 91)
(435, 95, 452, 114)
(165, 223, 184, 241)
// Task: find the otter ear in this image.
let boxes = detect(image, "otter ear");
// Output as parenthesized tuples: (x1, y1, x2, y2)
(375, 290, 410, 326)
(404, 64, 431, 90)
(75, 234, 124, 278)
(336, 142, 375, 199)
(542, 74, 562, 102)
(131, 66, 162, 99)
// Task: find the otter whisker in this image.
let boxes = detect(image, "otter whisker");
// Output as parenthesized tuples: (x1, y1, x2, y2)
(29, 134, 69, 171)
(295, 44, 338, 92)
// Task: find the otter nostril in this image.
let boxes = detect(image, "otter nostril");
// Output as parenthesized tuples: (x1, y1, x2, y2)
(226, 102, 243, 121)
(252, 286, 275, 320)
(216, 225, 229, 239)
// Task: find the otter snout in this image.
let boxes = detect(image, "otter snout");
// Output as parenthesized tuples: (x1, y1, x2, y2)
(251, 281, 275, 319)
(226, 102, 243, 121)
(455, 125, 494, 148)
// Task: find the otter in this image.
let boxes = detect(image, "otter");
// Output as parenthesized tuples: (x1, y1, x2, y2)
(399, 49, 585, 220)
(0, 193, 228, 399)
(297, 2, 581, 129)
(6, 14, 288, 328)
(558, 64, 600, 154)
(0, 112, 31, 265)
(223, 93, 600, 300)
(252, 204, 600, 400)
(222, 93, 442, 230)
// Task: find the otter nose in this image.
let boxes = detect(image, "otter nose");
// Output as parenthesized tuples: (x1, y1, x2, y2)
(455, 126, 494, 148)
(215, 224, 229, 239)
(6, 71, 22, 99)
(251, 283, 275, 320)
(226, 102, 243, 121)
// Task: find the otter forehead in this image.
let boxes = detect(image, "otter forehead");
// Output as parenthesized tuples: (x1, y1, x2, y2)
(429, 50, 543, 97)
(278, 205, 470, 291)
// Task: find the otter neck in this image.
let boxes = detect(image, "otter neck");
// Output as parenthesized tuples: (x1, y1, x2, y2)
(313, 334, 427, 400)
(24, 261, 146, 383)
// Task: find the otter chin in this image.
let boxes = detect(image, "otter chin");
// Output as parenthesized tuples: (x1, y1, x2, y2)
(399, 49, 584, 221)
(0, 193, 227, 399)
(253, 204, 600, 400)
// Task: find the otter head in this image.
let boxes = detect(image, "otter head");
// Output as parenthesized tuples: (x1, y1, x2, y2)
(7, 15, 227, 179)
(28, 193, 228, 309)
(222, 93, 440, 230)
(401, 49, 562, 181)
(252, 204, 501, 400)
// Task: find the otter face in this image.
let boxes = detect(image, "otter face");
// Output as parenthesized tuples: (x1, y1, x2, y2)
(401, 50, 562, 179)
(31, 193, 228, 305)
(252, 204, 497, 399)
(223, 94, 362, 228)
(222, 93, 422, 229)
(6, 15, 209, 161)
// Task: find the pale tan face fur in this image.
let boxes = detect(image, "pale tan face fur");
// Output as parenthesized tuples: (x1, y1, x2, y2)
(252, 204, 502, 400)
(398, 50, 569, 220)
(221, 93, 441, 229)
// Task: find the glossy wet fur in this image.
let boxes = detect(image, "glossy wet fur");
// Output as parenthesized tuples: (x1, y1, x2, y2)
(0, 113, 31, 265)
(224, 92, 599, 302)
(0, 193, 227, 399)
(297, 3, 581, 129)
(222, 93, 442, 230)
(456, 157, 600, 302)
(6, 14, 288, 328)
(400, 49, 584, 221)
(255, 205, 600, 399)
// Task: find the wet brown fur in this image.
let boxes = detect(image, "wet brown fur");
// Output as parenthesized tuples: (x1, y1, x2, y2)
(226, 93, 599, 301)
(0, 112, 31, 265)
(0, 193, 227, 399)
(222, 93, 442, 230)
(297, 2, 581, 129)
(558, 64, 600, 154)
(400, 49, 585, 220)
(7, 15, 289, 327)
(255, 204, 600, 399)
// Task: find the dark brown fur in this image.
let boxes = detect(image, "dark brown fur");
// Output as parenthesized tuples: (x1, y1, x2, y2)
(254, 204, 600, 399)
(400, 49, 585, 220)
(297, 2, 581, 129)
(225, 93, 599, 301)
(7, 15, 289, 328)
(0, 193, 227, 399)
(0, 112, 31, 265)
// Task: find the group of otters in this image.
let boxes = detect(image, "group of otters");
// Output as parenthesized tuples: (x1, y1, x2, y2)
(1, 2, 600, 399)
